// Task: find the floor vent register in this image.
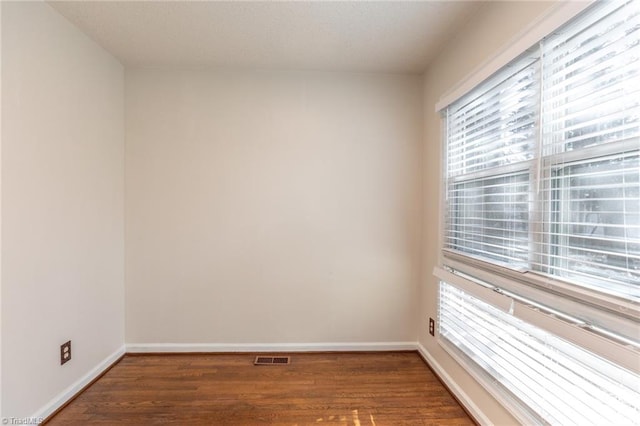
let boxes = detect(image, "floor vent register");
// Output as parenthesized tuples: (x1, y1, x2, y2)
(254, 356, 290, 365)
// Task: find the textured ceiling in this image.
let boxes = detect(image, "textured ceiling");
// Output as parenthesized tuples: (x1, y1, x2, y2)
(48, 1, 482, 73)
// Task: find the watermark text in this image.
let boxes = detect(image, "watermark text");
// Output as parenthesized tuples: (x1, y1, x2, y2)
(2, 418, 44, 425)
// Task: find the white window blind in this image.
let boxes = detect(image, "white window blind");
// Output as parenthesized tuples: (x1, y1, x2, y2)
(539, 152, 640, 296)
(446, 56, 539, 177)
(541, 0, 639, 156)
(448, 172, 530, 266)
(535, 0, 640, 297)
(439, 281, 640, 426)
(444, 0, 640, 301)
(445, 56, 539, 267)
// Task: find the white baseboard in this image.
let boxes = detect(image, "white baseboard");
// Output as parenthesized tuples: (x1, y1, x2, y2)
(416, 342, 491, 426)
(126, 341, 417, 353)
(33, 345, 125, 422)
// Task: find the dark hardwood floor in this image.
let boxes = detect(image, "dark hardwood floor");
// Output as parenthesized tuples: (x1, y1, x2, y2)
(45, 352, 475, 425)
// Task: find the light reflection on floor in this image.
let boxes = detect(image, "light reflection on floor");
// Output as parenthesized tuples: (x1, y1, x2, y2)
(313, 409, 376, 425)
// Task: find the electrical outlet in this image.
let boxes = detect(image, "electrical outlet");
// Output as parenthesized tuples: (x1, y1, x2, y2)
(61, 340, 71, 365)
(429, 318, 435, 336)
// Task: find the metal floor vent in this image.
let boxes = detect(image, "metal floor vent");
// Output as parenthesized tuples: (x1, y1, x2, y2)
(254, 356, 290, 365)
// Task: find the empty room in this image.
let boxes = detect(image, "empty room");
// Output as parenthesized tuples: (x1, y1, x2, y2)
(1, 0, 638, 424)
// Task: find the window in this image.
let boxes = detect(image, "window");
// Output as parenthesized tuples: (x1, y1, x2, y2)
(444, 0, 640, 300)
(449, 171, 530, 266)
(537, 0, 640, 296)
(438, 0, 640, 423)
(545, 153, 639, 296)
(446, 55, 538, 269)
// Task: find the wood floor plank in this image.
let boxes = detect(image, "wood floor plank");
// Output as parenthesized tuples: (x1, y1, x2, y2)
(45, 352, 474, 425)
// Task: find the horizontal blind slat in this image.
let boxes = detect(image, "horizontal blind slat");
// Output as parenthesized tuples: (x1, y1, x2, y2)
(439, 282, 640, 425)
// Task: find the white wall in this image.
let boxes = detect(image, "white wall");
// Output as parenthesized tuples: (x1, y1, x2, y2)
(419, 1, 558, 424)
(1, 1, 124, 418)
(125, 70, 422, 345)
